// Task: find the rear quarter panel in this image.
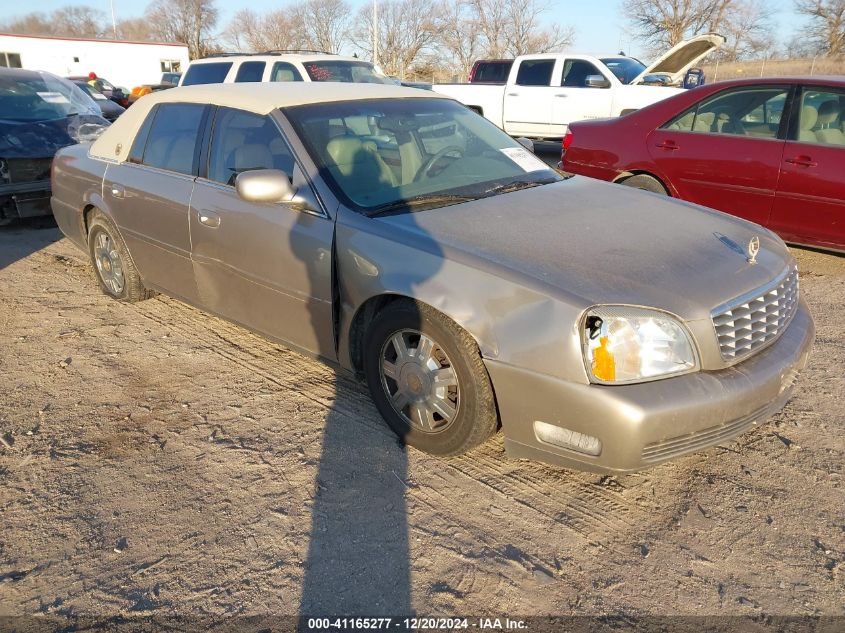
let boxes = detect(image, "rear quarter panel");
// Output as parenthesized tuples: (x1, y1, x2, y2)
(51, 144, 108, 251)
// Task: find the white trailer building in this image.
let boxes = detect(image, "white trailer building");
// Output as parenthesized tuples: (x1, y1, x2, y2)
(0, 33, 189, 90)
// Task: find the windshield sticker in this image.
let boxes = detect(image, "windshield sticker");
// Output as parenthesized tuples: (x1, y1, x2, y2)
(36, 92, 71, 105)
(90, 92, 107, 100)
(500, 147, 548, 173)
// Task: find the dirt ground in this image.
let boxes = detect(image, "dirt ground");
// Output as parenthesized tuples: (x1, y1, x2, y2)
(0, 215, 843, 626)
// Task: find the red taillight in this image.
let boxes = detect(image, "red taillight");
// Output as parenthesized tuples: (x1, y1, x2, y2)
(468, 65, 476, 83)
(562, 130, 574, 152)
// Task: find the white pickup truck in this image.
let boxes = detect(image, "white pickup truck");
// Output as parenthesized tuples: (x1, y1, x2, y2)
(432, 34, 725, 139)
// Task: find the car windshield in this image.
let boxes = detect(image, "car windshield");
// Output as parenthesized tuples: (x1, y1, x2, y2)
(303, 61, 393, 84)
(75, 82, 108, 101)
(284, 98, 561, 214)
(600, 57, 646, 84)
(0, 71, 101, 122)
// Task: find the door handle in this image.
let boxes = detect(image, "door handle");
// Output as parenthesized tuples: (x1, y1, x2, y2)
(506, 92, 520, 97)
(656, 140, 680, 150)
(110, 184, 125, 198)
(197, 211, 221, 228)
(554, 94, 568, 98)
(784, 155, 817, 167)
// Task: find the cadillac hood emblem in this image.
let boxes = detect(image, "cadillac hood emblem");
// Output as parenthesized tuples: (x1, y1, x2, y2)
(747, 235, 760, 264)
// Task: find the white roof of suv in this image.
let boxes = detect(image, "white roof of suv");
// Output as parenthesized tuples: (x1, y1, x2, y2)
(180, 51, 390, 86)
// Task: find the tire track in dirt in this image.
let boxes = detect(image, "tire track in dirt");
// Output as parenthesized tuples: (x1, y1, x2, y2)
(46, 243, 657, 552)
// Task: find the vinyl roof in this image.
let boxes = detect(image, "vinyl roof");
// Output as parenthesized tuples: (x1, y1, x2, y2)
(90, 82, 444, 163)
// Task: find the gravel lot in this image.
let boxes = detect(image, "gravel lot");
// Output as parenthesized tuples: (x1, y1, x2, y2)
(0, 204, 843, 625)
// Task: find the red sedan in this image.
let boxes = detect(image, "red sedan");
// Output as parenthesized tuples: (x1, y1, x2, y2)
(560, 77, 845, 252)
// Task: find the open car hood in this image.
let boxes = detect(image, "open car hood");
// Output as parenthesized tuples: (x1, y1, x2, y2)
(632, 33, 725, 86)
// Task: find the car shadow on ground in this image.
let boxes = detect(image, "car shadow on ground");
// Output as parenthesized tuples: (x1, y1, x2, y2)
(0, 218, 62, 270)
(293, 158, 446, 618)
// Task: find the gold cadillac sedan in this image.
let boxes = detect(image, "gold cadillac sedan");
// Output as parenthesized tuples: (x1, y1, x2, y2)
(51, 83, 814, 472)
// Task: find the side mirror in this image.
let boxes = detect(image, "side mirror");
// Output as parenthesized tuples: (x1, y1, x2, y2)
(515, 137, 535, 153)
(235, 169, 294, 203)
(585, 75, 611, 89)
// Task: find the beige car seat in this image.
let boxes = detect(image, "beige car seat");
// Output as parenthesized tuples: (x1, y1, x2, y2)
(326, 136, 398, 203)
(815, 100, 845, 145)
(799, 105, 818, 142)
(226, 144, 274, 185)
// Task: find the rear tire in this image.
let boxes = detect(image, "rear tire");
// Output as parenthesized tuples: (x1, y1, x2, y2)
(87, 210, 152, 302)
(620, 174, 668, 195)
(363, 301, 498, 456)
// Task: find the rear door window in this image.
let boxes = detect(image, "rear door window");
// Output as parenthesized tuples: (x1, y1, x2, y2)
(235, 61, 266, 83)
(515, 59, 555, 86)
(141, 103, 206, 175)
(270, 62, 303, 82)
(182, 62, 232, 86)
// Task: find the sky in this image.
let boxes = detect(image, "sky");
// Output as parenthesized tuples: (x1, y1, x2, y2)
(10, 0, 804, 61)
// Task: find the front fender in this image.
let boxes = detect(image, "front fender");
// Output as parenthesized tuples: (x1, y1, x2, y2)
(334, 212, 590, 385)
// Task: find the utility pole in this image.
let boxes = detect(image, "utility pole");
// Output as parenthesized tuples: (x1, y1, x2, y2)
(373, 0, 379, 66)
(110, 0, 117, 39)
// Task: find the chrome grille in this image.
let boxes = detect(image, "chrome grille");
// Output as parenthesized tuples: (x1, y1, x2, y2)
(712, 266, 799, 361)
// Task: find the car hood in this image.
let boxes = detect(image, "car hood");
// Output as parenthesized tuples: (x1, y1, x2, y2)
(632, 33, 726, 86)
(376, 177, 792, 322)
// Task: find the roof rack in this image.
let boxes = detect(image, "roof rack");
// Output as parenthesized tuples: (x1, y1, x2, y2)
(200, 50, 337, 59)
(258, 49, 336, 56)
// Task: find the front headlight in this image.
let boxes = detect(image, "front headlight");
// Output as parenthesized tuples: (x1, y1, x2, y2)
(582, 306, 697, 384)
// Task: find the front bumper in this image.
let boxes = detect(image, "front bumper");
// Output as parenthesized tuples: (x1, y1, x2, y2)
(1, 180, 53, 219)
(485, 299, 815, 473)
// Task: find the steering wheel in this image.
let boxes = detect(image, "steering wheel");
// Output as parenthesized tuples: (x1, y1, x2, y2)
(414, 145, 464, 181)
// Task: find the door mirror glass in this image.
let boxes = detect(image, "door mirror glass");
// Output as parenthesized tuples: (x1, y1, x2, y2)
(515, 137, 535, 153)
(585, 75, 611, 89)
(235, 169, 294, 203)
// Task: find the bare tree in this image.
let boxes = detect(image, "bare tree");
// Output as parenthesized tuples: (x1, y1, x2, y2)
(1, 5, 106, 38)
(296, 0, 352, 53)
(794, 0, 845, 56)
(626, 0, 772, 59)
(716, 0, 774, 60)
(625, 0, 736, 50)
(438, 0, 483, 78)
(468, 0, 573, 58)
(503, 0, 574, 55)
(222, 9, 304, 52)
(351, 0, 444, 77)
(147, 0, 219, 59)
(115, 18, 156, 42)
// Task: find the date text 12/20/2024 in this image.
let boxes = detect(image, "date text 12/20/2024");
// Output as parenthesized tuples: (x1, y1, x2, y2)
(305, 618, 527, 630)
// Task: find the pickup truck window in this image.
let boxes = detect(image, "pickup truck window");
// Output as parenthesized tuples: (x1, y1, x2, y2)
(141, 103, 206, 175)
(182, 62, 233, 86)
(599, 57, 646, 85)
(561, 60, 603, 88)
(207, 108, 295, 186)
(271, 62, 303, 82)
(515, 59, 555, 86)
(235, 61, 266, 83)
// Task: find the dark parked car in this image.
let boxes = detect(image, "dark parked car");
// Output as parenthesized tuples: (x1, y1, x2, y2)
(73, 81, 125, 120)
(0, 68, 108, 222)
(560, 77, 845, 252)
(66, 75, 130, 108)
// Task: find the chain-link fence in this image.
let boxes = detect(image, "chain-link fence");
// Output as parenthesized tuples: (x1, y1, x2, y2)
(702, 57, 843, 83)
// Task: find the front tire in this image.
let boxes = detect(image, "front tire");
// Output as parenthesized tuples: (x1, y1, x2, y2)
(363, 301, 498, 456)
(87, 210, 152, 302)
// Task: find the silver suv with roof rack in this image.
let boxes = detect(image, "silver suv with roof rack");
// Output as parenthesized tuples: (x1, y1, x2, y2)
(180, 50, 393, 86)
